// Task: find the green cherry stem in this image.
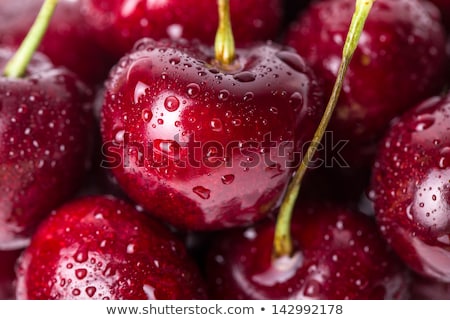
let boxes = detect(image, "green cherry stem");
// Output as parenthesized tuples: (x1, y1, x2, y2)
(3, 0, 58, 78)
(273, 0, 375, 258)
(215, 0, 235, 66)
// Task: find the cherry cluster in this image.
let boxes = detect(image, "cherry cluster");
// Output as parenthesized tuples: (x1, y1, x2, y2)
(0, 0, 449, 300)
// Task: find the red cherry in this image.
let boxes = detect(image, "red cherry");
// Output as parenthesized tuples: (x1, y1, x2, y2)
(371, 94, 450, 282)
(15, 195, 207, 300)
(80, 0, 284, 58)
(285, 0, 447, 166)
(206, 204, 409, 299)
(411, 273, 450, 299)
(0, 48, 93, 249)
(0, 0, 113, 84)
(100, 38, 323, 230)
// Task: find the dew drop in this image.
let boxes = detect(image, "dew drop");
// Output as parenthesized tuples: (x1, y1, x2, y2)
(289, 92, 303, 110)
(164, 96, 180, 112)
(141, 109, 153, 122)
(303, 279, 322, 298)
(186, 83, 200, 98)
(218, 90, 230, 101)
(210, 118, 223, 132)
(221, 174, 235, 185)
(74, 249, 88, 263)
(414, 114, 435, 131)
(233, 71, 256, 82)
(86, 286, 96, 298)
(75, 268, 87, 280)
(438, 147, 450, 168)
(114, 130, 125, 143)
(193, 186, 211, 199)
(231, 118, 242, 126)
(169, 57, 180, 65)
(127, 243, 136, 254)
(72, 289, 81, 296)
(276, 51, 306, 72)
(243, 92, 254, 102)
(269, 107, 279, 114)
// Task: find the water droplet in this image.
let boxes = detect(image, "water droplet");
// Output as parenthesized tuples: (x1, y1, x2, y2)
(243, 92, 254, 102)
(414, 114, 435, 131)
(164, 96, 180, 112)
(221, 174, 235, 185)
(127, 243, 136, 254)
(72, 289, 81, 296)
(269, 107, 279, 114)
(186, 83, 200, 98)
(157, 119, 164, 125)
(289, 92, 303, 110)
(86, 286, 96, 297)
(210, 118, 223, 132)
(303, 279, 322, 298)
(74, 249, 88, 263)
(114, 130, 125, 143)
(141, 109, 153, 122)
(193, 186, 211, 199)
(218, 90, 230, 101)
(75, 268, 87, 280)
(231, 118, 242, 126)
(276, 51, 306, 72)
(169, 57, 180, 65)
(233, 71, 256, 82)
(439, 147, 450, 168)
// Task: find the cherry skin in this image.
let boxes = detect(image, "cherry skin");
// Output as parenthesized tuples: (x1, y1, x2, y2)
(0, 249, 23, 299)
(0, 0, 114, 84)
(15, 195, 207, 300)
(428, 0, 450, 30)
(0, 48, 93, 250)
(80, 0, 284, 58)
(371, 94, 450, 282)
(285, 0, 447, 166)
(100, 38, 323, 230)
(206, 204, 409, 299)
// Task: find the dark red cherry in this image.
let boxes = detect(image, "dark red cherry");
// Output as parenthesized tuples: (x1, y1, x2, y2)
(0, 48, 93, 250)
(206, 204, 409, 299)
(0, 249, 23, 299)
(0, 0, 113, 84)
(371, 94, 450, 282)
(81, 0, 284, 58)
(285, 0, 447, 166)
(15, 195, 207, 300)
(100, 38, 323, 230)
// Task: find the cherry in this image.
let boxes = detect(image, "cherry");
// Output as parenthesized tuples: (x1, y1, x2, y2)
(100, 1, 323, 230)
(0, 249, 23, 299)
(285, 0, 447, 166)
(0, 0, 93, 249)
(15, 195, 207, 300)
(0, 0, 113, 85)
(371, 93, 450, 282)
(206, 204, 409, 299)
(81, 0, 284, 58)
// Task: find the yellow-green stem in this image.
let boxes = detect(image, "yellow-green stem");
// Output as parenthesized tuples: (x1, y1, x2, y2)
(215, 0, 235, 65)
(3, 0, 58, 78)
(273, 0, 375, 258)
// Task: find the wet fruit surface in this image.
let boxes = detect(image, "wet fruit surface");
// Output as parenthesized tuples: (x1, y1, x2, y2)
(0, 48, 93, 250)
(286, 0, 447, 166)
(206, 204, 409, 299)
(101, 38, 323, 230)
(371, 94, 450, 282)
(15, 195, 207, 300)
(81, 0, 283, 57)
(0, 249, 23, 299)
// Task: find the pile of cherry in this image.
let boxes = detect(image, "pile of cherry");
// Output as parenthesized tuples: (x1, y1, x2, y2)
(0, 0, 449, 300)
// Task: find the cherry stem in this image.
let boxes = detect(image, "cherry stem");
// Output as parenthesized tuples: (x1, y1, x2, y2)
(3, 0, 58, 78)
(215, 0, 235, 66)
(273, 0, 375, 258)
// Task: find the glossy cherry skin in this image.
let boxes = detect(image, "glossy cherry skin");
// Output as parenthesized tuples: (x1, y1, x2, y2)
(0, 0, 113, 84)
(0, 249, 23, 299)
(100, 38, 323, 230)
(371, 94, 450, 282)
(206, 204, 409, 299)
(285, 0, 447, 166)
(15, 195, 207, 300)
(0, 48, 93, 250)
(80, 0, 284, 58)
